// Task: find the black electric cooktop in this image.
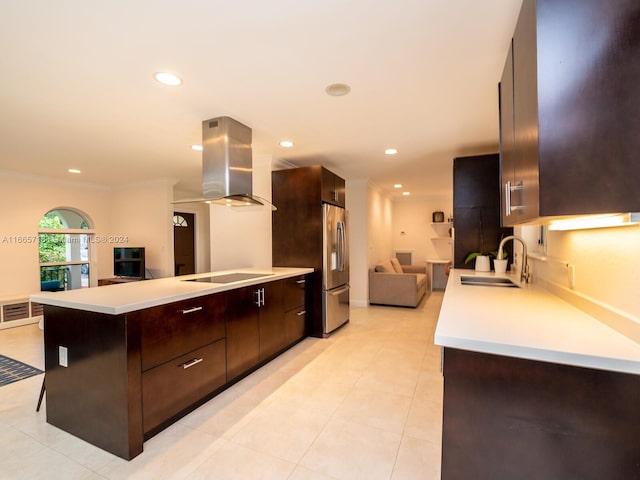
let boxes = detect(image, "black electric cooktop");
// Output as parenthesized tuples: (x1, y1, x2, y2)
(185, 272, 273, 284)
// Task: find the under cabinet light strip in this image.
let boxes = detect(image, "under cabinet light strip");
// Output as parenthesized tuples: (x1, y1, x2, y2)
(548, 213, 640, 231)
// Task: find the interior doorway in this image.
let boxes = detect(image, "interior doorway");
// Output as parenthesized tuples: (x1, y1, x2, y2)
(173, 212, 195, 276)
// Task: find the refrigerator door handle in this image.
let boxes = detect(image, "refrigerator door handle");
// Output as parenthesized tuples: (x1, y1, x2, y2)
(327, 285, 349, 296)
(337, 221, 346, 272)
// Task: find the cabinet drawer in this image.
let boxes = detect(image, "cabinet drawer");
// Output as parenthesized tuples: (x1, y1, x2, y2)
(140, 294, 225, 371)
(284, 275, 306, 311)
(284, 308, 306, 346)
(142, 339, 226, 433)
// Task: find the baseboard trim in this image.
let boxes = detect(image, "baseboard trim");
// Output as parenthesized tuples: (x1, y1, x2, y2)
(0, 316, 41, 330)
(350, 299, 369, 308)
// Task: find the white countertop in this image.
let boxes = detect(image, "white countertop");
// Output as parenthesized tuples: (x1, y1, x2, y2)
(426, 258, 450, 264)
(30, 267, 313, 315)
(434, 269, 640, 374)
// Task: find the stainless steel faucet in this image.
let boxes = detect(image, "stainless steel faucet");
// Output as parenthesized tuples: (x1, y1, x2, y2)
(497, 235, 530, 283)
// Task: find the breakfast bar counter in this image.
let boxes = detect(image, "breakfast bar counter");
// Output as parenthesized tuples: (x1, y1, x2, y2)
(31, 267, 312, 315)
(30, 267, 312, 460)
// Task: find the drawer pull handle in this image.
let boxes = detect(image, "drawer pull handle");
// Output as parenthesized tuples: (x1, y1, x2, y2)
(180, 306, 203, 314)
(296, 279, 306, 284)
(181, 358, 203, 369)
(297, 310, 306, 316)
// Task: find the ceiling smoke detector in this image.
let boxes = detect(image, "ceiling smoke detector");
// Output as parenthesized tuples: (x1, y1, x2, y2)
(325, 83, 351, 96)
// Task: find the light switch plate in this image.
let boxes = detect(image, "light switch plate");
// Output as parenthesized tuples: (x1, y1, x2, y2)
(568, 264, 575, 289)
(59, 346, 68, 367)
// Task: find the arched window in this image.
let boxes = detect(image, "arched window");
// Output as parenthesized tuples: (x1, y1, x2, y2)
(173, 214, 188, 227)
(38, 209, 93, 291)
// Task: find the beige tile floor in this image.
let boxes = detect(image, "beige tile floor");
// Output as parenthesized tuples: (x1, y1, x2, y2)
(0, 293, 444, 479)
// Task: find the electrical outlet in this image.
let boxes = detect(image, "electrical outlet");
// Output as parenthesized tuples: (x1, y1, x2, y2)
(59, 346, 68, 367)
(568, 264, 575, 289)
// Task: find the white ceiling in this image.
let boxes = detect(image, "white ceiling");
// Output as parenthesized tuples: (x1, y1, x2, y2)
(0, 0, 522, 199)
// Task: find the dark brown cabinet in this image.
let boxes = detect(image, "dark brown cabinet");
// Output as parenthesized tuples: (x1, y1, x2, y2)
(453, 154, 512, 269)
(139, 294, 227, 434)
(142, 339, 226, 433)
(441, 347, 640, 480)
(272, 165, 345, 337)
(42, 274, 308, 460)
(225, 280, 286, 381)
(140, 294, 225, 371)
(283, 275, 307, 346)
(321, 167, 346, 207)
(43, 306, 143, 460)
(257, 280, 285, 362)
(225, 286, 261, 381)
(499, 0, 640, 225)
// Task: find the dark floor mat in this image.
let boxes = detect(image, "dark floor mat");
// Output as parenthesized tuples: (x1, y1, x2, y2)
(0, 354, 43, 387)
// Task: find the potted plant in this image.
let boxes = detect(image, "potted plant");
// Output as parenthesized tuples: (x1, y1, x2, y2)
(492, 249, 509, 273)
(465, 252, 491, 272)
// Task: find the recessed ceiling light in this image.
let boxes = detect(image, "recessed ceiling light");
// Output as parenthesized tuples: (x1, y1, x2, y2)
(325, 83, 351, 96)
(385, 148, 398, 155)
(394, 184, 402, 189)
(279, 140, 294, 148)
(153, 72, 182, 86)
(68, 169, 81, 174)
(191, 144, 203, 151)
(402, 191, 410, 196)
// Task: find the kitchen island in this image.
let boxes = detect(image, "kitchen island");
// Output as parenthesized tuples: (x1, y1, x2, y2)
(30, 267, 312, 460)
(435, 269, 640, 480)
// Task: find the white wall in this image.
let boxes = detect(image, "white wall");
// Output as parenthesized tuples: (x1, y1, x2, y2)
(110, 180, 176, 279)
(0, 172, 113, 296)
(392, 194, 453, 264)
(345, 179, 369, 306)
(344, 179, 394, 307)
(209, 154, 273, 271)
(516, 223, 640, 345)
(0, 172, 181, 299)
(522, 224, 640, 320)
(367, 183, 394, 267)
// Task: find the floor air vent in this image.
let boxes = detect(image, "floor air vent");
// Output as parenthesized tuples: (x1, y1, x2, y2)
(3, 302, 30, 322)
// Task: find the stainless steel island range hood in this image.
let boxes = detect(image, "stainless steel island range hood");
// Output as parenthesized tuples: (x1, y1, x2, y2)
(175, 116, 275, 209)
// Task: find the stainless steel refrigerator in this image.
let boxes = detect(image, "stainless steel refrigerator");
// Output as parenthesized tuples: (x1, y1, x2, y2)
(322, 203, 350, 334)
(272, 165, 349, 338)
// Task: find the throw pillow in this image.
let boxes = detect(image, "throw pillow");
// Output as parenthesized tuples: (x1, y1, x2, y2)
(389, 257, 404, 273)
(375, 259, 396, 273)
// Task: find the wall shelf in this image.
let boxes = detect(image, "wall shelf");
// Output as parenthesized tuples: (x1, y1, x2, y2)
(430, 222, 452, 244)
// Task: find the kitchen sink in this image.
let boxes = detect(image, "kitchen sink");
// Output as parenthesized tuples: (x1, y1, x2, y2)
(460, 275, 519, 288)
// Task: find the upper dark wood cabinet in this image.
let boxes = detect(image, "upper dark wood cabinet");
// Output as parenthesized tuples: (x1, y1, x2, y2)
(453, 154, 513, 269)
(499, 0, 640, 226)
(321, 167, 346, 207)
